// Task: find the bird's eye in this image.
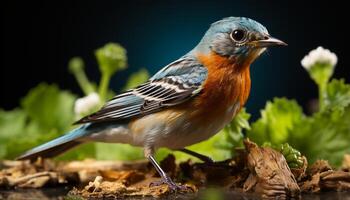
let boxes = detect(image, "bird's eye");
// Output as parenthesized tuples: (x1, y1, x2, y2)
(231, 29, 246, 42)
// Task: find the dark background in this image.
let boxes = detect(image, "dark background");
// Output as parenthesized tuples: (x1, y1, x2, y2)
(1, 0, 349, 118)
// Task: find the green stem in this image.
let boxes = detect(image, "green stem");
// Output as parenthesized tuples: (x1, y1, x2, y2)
(99, 73, 111, 102)
(74, 70, 94, 96)
(318, 83, 326, 111)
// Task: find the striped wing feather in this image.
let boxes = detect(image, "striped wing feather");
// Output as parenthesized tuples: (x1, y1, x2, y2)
(74, 57, 207, 124)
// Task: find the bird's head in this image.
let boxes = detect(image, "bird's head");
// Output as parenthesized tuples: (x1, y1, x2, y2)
(194, 17, 286, 65)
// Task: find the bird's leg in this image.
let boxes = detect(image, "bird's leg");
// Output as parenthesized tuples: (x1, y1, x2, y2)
(178, 148, 214, 163)
(145, 147, 185, 190)
(148, 155, 180, 190)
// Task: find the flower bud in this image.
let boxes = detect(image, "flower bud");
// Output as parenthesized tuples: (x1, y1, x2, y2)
(68, 57, 85, 74)
(301, 46, 337, 86)
(74, 92, 100, 116)
(95, 43, 127, 76)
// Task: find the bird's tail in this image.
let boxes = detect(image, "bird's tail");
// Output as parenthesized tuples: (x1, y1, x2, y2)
(16, 124, 90, 161)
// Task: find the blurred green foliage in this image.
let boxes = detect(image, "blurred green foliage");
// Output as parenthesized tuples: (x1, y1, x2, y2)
(68, 57, 95, 95)
(248, 80, 350, 167)
(96, 43, 127, 101)
(0, 84, 76, 159)
(22, 84, 76, 132)
(0, 43, 349, 168)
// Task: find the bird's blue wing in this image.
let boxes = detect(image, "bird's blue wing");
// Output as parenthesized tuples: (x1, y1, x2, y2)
(75, 56, 208, 124)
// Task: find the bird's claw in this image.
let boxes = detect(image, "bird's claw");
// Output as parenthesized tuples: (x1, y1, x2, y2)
(149, 177, 187, 191)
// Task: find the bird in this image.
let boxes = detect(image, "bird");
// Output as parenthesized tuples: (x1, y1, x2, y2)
(17, 17, 286, 190)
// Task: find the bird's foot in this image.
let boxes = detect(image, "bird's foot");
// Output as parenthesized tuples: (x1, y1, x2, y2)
(146, 152, 188, 191)
(150, 177, 187, 191)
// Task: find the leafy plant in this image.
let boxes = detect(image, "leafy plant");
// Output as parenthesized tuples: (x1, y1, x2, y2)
(95, 43, 127, 101)
(247, 47, 350, 166)
(0, 84, 77, 159)
(248, 98, 304, 145)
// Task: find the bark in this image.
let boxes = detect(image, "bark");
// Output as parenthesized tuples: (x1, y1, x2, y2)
(242, 139, 300, 199)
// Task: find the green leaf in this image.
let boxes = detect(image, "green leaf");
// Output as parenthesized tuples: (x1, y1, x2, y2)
(247, 98, 304, 145)
(0, 109, 52, 159)
(246, 84, 350, 166)
(289, 106, 350, 166)
(324, 79, 350, 113)
(287, 79, 350, 166)
(123, 68, 150, 91)
(21, 83, 76, 133)
(0, 109, 27, 158)
(19, 83, 100, 160)
(215, 108, 251, 152)
(0, 109, 27, 139)
(0, 83, 78, 159)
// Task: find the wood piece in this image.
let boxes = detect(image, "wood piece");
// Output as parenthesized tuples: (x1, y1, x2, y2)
(243, 139, 301, 199)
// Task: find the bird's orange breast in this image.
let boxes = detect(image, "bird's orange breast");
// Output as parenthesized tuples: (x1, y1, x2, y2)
(190, 52, 251, 120)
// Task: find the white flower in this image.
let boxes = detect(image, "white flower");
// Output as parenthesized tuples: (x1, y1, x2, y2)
(301, 46, 337, 70)
(74, 92, 100, 116)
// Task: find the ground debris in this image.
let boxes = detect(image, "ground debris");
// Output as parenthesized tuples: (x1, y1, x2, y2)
(69, 175, 195, 199)
(1, 140, 350, 199)
(0, 159, 148, 189)
(0, 159, 79, 188)
(179, 154, 247, 188)
(59, 159, 149, 183)
(68, 154, 196, 198)
(307, 160, 332, 176)
(100, 170, 145, 186)
(300, 160, 350, 193)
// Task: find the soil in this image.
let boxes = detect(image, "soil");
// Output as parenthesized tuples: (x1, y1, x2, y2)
(1, 139, 349, 200)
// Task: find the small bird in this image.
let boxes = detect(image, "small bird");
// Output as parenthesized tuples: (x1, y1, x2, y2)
(18, 17, 286, 189)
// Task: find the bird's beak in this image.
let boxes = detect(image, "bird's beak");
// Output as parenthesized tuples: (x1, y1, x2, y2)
(255, 36, 287, 47)
(249, 36, 287, 47)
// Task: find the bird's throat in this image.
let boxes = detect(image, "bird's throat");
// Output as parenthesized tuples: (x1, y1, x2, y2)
(195, 52, 251, 111)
